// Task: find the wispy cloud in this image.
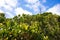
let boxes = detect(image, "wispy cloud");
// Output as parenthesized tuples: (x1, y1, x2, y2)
(5, 12, 14, 18)
(25, 0, 47, 13)
(0, 0, 17, 8)
(42, 0, 46, 3)
(0, 0, 32, 18)
(46, 4, 60, 15)
(0, 9, 4, 13)
(0, 0, 17, 18)
(5, 0, 17, 7)
(1, 0, 59, 17)
(25, 0, 39, 4)
(15, 8, 32, 15)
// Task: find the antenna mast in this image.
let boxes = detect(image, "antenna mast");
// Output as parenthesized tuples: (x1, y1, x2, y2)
(39, 7, 42, 14)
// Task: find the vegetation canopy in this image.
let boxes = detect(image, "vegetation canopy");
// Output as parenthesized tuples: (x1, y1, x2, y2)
(0, 12, 60, 40)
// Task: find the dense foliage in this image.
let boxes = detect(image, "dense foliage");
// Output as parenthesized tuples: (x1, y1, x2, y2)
(0, 12, 60, 40)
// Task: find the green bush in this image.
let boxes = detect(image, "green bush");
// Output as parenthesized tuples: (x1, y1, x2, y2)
(0, 12, 60, 40)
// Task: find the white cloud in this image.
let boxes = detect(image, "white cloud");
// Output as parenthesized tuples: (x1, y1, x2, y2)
(46, 4, 60, 15)
(15, 8, 32, 15)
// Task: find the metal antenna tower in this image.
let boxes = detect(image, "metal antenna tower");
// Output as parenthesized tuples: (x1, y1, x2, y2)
(39, 7, 42, 14)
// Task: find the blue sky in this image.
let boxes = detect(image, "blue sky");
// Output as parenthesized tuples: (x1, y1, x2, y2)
(0, 0, 60, 18)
